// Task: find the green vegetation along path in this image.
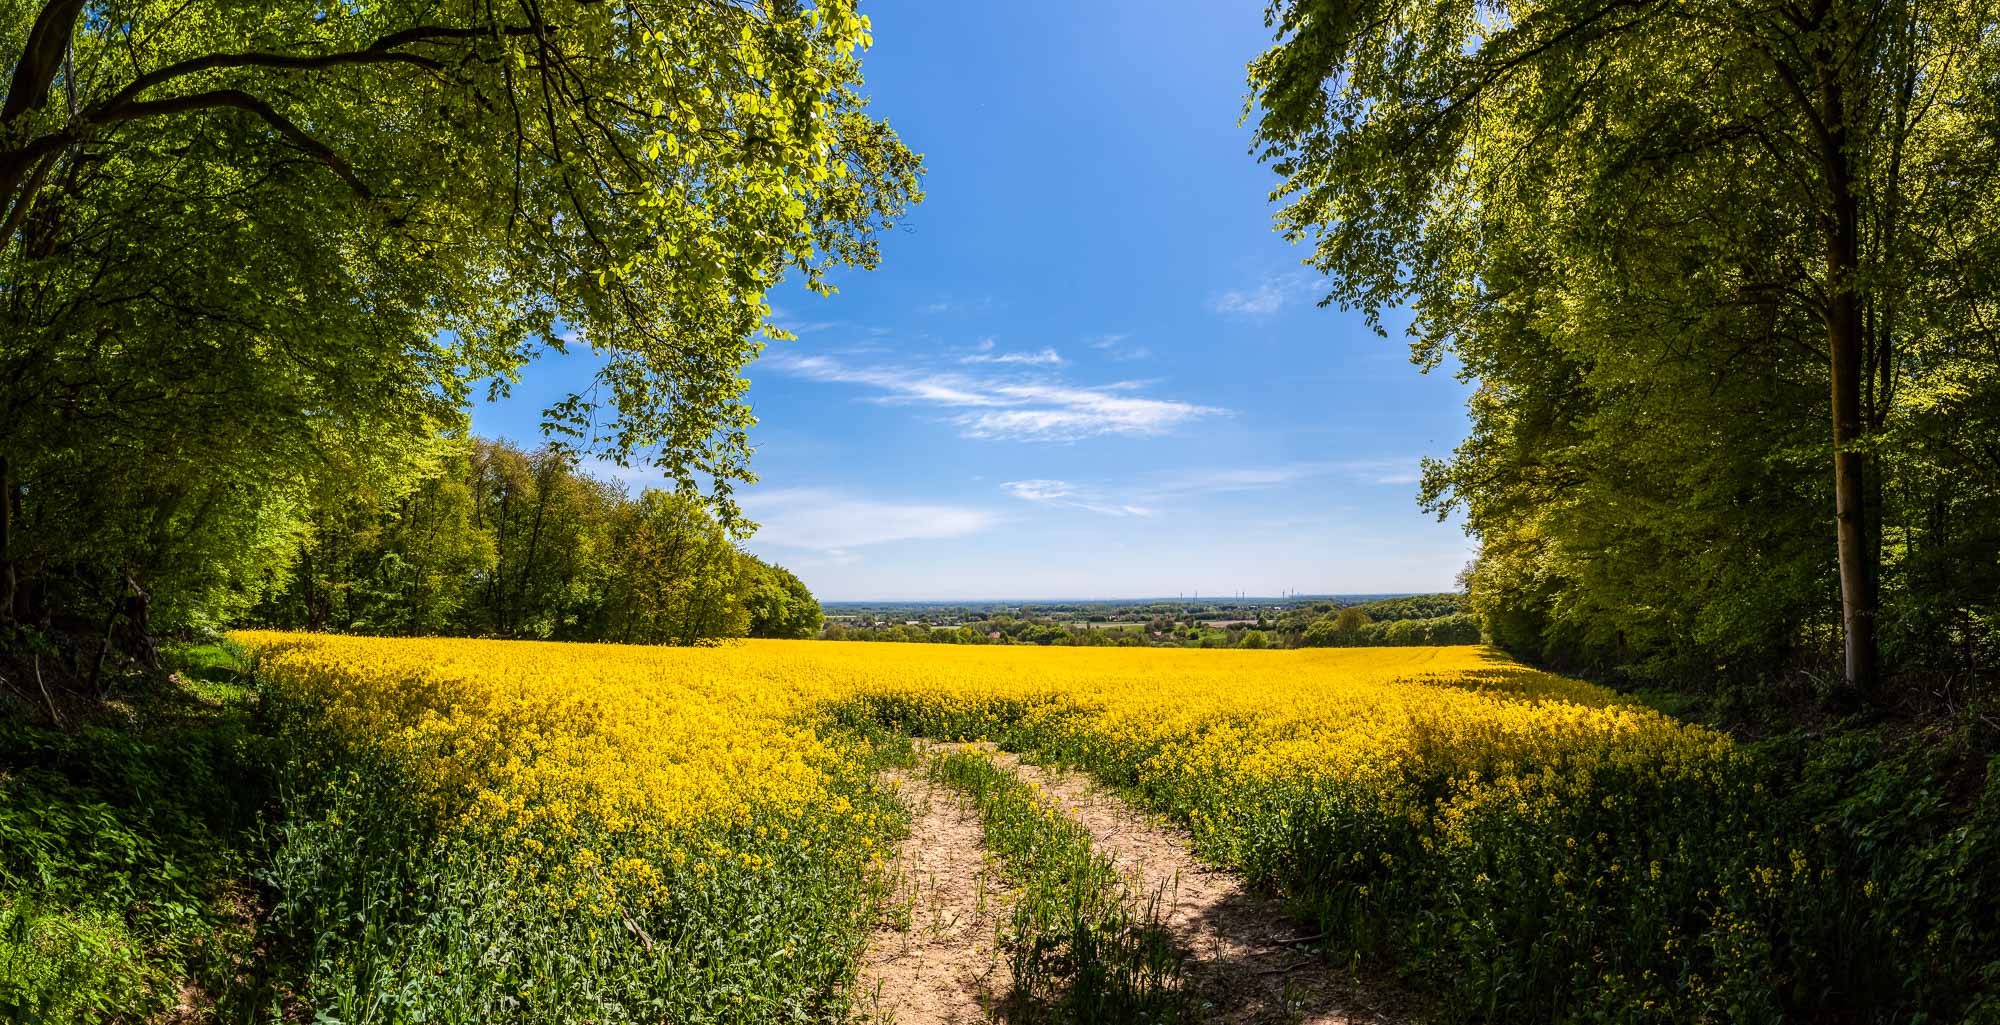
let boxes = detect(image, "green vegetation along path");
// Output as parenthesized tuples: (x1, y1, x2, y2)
(989, 748, 1413, 1025)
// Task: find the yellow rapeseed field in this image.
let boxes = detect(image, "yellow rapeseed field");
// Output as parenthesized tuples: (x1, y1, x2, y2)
(236, 632, 1761, 1023)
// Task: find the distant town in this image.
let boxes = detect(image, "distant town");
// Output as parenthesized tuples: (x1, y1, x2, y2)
(816, 594, 1479, 648)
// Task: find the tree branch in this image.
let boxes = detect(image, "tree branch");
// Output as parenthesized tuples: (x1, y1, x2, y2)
(91, 48, 447, 120)
(0, 148, 57, 249)
(84, 22, 548, 124)
(98, 90, 372, 198)
(1, 0, 86, 127)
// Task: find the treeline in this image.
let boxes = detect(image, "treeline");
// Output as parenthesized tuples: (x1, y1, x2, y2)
(247, 439, 820, 644)
(1298, 610, 1481, 648)
(1274, 594, 1482, 648)
(1336, 593, 1464, 623)
(1248, 17, 2000, 1022)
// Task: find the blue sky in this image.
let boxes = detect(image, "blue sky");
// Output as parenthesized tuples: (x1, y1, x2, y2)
(472, 0, 1477, 601)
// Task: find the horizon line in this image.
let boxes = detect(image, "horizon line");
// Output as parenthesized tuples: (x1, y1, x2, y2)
(819, 591, 1453, 605)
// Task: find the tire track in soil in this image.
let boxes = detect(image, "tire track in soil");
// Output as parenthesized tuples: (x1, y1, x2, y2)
(854, 769, 1011, 1024)
(975, 744, 1415, 1025)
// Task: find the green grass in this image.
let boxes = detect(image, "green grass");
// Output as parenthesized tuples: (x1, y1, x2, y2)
(926, 746, 1186, 1024)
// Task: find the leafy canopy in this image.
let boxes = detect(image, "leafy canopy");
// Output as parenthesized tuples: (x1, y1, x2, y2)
(0, 0, 920, 631)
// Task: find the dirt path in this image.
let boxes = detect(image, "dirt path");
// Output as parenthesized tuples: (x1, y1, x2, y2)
(987, 748, 1411, 1025)
(854, 770, 1010, 1024)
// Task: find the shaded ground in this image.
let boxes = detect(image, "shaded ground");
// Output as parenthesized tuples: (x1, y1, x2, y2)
(855, 769, 1012, 1024)
(0, 642, 272, 1023)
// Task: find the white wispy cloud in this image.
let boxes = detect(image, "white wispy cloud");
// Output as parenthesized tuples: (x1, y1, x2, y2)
(1207, 271, 1320, 317)
(1208, 284, 1286, 316)
(1000, 479, 1152, 518)
(1153, 459, 1423, 494)
(1086, 333, 1152, 362)
(779, 320, 840, 335)
(766, 353, 1223, 442)
(962, 347, 1063, 366)
(1001, 479, 1072, 502)
(1330, 459, 1426, 486)
(919, 297, 996, 316)
(1151, 463, 1336, 494)
(743, 488, 997, 552)
(991, 460, 1422, 520)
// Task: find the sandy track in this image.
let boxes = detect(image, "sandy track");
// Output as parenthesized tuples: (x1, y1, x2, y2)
(987, 749, 1411, 1025)
(854, 770, 1010, 1024)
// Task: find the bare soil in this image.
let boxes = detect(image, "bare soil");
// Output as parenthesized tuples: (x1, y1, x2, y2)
(988, 748, 1414, 1025)
(854, 770, 1011, 1024)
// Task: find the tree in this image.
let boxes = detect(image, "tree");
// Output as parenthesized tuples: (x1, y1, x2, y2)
(1250, 0, 2000, 691)
(602, 489, 747, 645)
(744, 558, 822, 639)
(0, 1, 919, 648)
(352, 455, 494, 636)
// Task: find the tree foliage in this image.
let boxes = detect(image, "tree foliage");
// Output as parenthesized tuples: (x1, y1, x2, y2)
(253, 438, 819, 645)
(0, 0, 918, 651)
(1250, 0, 2000, 690)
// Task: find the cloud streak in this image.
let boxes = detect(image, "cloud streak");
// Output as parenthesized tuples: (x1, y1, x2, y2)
(1087, 333, 1153, 362)
(767, 353, 1223, 442)
(997, 460, 1425, 520)
(1207, 271, 1320, 317)
(1001, 479, 1153, 517)
(962, 347, 1063, 366)
(1152, 459, 1425, 494)
(743, 488, 997, 552)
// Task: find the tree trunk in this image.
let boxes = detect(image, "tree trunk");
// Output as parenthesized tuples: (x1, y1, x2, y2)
(1824, 77, 1880, 694)
(121, 574, 157, 671)
(301, 541, 320, 631)
(490, 483, 510, 635)
(0, 454, 13, 626)
(85, 590, 118, 696)
(514, 474, 550, 635)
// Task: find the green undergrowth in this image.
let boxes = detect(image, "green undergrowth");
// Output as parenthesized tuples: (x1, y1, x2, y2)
(925, 745, 1185, 1024)
(0, 640, 269, 1023)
